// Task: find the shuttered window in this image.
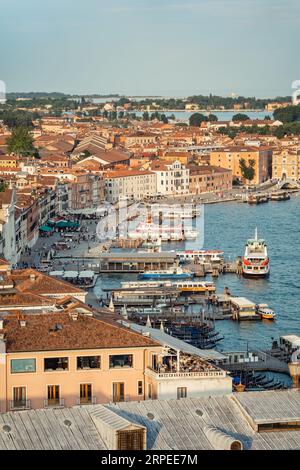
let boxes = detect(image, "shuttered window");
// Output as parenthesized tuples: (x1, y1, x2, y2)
(117, 430, 144, 450)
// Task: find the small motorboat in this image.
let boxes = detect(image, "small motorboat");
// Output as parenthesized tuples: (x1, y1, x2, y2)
(257, 304, 276, 320)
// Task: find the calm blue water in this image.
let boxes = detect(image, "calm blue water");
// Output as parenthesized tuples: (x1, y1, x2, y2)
(94, 196, 300, 352)
(131, 110, 273, 122)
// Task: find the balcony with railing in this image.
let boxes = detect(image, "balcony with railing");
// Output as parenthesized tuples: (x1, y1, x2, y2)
(109, 394, 131, 404)
(146, 352, 226, 381)
(10, 400, 31, 411)
(76, 397, 97, 406)
(44, 398, 65, 409)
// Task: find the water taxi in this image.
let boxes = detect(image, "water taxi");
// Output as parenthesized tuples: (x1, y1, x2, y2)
(256, 304, 276, 320)
(242, 228, 270, 278)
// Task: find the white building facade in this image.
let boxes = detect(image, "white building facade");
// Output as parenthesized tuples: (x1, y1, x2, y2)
(151, 160, 190, 195)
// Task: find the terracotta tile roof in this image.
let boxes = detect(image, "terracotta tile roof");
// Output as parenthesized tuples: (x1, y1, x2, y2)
(0, 291, 54, 307)
(1, 312, 160, 352)
(11, 269, 85, 296)
(0, 189, 13, 206)
(105, 169, 155, 179)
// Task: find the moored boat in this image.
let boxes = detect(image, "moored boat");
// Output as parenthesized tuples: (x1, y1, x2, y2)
(256, 304, 276, 320)
(242, 228, 270, 278)
(138, 266, 193, 280)
(270, 191, 291, 202)
(177, 250, 224, 264)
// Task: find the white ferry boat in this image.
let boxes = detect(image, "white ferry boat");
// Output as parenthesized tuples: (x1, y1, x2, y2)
(177, 250, 224, 263)
(242, 228, 270, 278)
(121, 280, 215, 293)
(129, 222, 183, 241)
(138, 266, 193, 280)
(151, 205, 201, 219)
(129, 221, 198, 241)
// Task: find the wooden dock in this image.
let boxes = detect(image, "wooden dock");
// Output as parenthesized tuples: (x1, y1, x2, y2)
(98, 252, 178, 273)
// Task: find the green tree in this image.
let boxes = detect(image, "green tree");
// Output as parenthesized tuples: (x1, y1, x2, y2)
(0, 180, 8, 192)
(143, 111, 150, 121)
(189, 113, 208, 127)
(273, 105, 300, 123)
(232, 113, 250, 122)
(208, 114, 218, 122)
(7, 127, 38, 157)
(239, 158, 255, 181)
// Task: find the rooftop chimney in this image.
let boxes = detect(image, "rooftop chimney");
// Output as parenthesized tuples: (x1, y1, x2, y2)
(0, 319, 3, 330)
(20, 320, 26, 328)
(29, 273, 36, 282)
(69, 312, 78, 321)
(288, 362, 300, 388)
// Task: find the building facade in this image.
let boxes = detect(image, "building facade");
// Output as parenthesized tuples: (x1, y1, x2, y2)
(151, 160, 190, 195)
(188, 165, 232, 194)
(272, 148, 300, 181)
(105, 170, 157, 203)
(210, 146, 272, 185)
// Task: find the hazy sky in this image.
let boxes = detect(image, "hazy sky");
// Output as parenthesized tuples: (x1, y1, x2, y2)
(0, 0, 299, 97)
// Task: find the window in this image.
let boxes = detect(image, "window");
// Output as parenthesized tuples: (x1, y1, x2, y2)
(11, 358, 36, 374)
(80, 384, 92, 404)
(138, 381, 143, 396)
(177, 387, 187, 399)
(148, 384, 152, 399)
(44, 357, 69, 371)
(117, 430, 144, 451)
(113, 382, 125, 402)
(13, 387, 27, 408)
(77, 356, 101, 370)
(151, 354, 158, 371)
(109, 354, 133, 369)
(47, 385, 60, 405)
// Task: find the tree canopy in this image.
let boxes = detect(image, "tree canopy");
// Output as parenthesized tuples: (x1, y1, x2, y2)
(273, 105, 300, 123)
(239, 158, 255, 181)
(189, 113, 208, 127)
(7, 127, 38, 158)
(232, 113, 250, 122)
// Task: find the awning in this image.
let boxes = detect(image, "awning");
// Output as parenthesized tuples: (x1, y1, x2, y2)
(49, 271, 64, 277)
(56, 220, 80, 229)
(63, 271, 79, 279)
(78, 271, 95, 279)
(39, 225, 54, 232)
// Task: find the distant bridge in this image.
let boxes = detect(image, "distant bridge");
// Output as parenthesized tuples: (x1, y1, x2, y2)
(277, 178, 300, 190)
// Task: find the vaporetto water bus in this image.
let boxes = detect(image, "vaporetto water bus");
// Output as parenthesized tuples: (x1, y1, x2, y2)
(177, 250, 224, 264)
(138, 266, 193, 280)
(121, 280, 216, 294)
(150, 205, 201, 219)
(128, 221, 198, 241)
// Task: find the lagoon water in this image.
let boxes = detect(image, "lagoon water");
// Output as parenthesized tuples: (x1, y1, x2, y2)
(133, 110, 273, 122)
(94, 196, 300, 352)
